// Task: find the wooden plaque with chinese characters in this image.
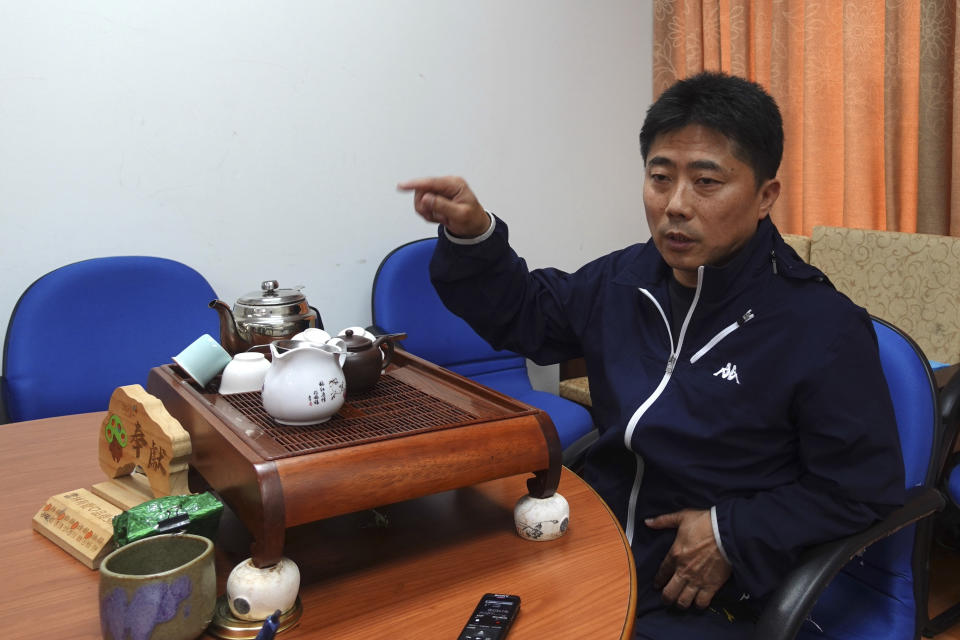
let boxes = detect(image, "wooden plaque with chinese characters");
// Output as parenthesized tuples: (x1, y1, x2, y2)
(95, 385, 191, 508)
(32, 488, 122, 569)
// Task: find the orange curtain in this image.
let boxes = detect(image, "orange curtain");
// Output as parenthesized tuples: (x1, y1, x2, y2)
(652, 0, 960, 237)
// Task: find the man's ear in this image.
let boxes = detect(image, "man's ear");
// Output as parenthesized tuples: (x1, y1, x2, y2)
(757, 178, 781, 219)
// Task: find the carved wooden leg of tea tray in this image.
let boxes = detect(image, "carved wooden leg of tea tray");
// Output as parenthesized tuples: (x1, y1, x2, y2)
(514, 414, 568, 541)
(246, 460, 287, 569)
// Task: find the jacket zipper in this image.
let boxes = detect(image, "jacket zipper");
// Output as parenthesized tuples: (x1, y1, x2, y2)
(623, 274, 757, 543)
(688, 309, 755, 364)
(624, 267, 704, 543)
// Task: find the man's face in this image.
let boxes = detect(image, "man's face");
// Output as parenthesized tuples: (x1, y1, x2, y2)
(643, 124, 780, 288)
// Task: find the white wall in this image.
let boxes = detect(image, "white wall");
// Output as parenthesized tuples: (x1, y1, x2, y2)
(0, 1, 653, 385)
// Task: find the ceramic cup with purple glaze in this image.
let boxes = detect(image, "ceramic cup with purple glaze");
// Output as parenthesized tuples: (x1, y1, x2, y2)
(99, 533, 216, 640)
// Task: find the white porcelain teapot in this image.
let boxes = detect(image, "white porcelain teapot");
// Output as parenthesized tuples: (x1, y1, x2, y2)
(261, 339, 347, 425)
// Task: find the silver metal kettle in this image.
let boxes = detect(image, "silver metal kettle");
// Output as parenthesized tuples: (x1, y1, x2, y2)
(209, 280, 323, 355)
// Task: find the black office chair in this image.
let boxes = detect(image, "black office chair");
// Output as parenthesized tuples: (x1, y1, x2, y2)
(757, 318, 950, 640)
(2, 256, 219, 423)
(920, 367, 960, 637)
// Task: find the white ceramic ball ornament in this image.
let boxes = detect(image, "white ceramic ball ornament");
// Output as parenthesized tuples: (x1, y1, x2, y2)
(226, 557, 301, 621)
(513, 492, 570, 541)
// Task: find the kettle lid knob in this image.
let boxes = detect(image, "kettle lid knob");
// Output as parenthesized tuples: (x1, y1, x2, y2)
(261, 280, 279, 294)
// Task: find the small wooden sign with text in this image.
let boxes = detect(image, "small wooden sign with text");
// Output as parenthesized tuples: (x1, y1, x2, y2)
(33, 385, 194, 569)
(95, 384, 191, 506)
(32, 488, 122, 569)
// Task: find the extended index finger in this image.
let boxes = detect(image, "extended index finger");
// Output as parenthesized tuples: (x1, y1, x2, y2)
(397, 176, 464, 197)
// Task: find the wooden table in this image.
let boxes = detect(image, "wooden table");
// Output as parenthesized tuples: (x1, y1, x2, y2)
(0, 412, 636, 639)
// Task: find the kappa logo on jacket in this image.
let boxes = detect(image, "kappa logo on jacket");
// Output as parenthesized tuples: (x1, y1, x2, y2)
(714, 362, 740, 384)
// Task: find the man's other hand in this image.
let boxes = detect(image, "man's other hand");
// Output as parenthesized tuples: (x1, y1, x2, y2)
(397, 176, 490, 238)
(646, 509, 732, 609)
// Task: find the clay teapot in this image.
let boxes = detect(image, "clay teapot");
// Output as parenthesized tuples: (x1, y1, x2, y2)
(210, 281, 322, 355)
(338, 330, 406, 394)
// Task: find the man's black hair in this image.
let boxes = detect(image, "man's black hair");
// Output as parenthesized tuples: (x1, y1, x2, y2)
(639, 72, 783, 187)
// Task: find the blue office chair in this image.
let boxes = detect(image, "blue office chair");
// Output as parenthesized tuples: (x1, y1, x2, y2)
(1, 256, 219, 423)
(758, 318, 949, 640)
(370, 238, 594, 449)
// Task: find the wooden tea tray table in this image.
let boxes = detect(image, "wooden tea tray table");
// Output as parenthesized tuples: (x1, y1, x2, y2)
(146, 349, 562, 567)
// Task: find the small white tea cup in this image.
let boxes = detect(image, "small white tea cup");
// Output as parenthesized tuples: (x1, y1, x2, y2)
(292, 328, 332, 344)
(219, 352, 271, 395)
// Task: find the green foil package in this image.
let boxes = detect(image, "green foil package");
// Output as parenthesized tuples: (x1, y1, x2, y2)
(112, 492, 223, 547)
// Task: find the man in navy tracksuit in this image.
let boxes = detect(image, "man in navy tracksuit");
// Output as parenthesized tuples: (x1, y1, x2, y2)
(399, 72, 904, 638)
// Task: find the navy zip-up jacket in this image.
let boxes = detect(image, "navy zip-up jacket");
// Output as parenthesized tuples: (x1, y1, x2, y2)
(430, 215, 905, 614)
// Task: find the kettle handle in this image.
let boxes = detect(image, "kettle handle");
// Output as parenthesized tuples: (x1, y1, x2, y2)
(309, 305, 325, 330)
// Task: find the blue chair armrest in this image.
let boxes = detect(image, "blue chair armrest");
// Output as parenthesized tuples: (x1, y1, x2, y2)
(754, 485, 944, 640)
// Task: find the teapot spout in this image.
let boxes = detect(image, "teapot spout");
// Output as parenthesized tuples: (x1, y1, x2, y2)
(209, 299, 249, 355)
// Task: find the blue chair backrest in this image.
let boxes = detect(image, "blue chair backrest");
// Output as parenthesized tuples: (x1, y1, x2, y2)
(874, 319, 939, 489)
(806, 318, 939, 637)
(371, 238, 527, 378)
(3, 256, 219, 422)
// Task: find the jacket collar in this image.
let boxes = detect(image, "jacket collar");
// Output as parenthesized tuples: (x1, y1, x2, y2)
(612, 217, 826, 301)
